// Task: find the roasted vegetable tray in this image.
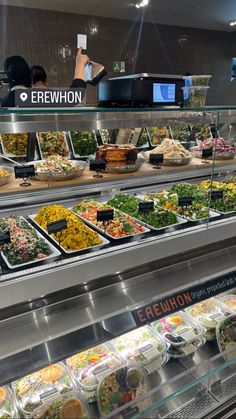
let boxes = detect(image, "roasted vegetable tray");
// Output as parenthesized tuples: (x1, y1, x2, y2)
(71, 201, 150, 241)
(29, 213, 109, 255)
(0, 216, 61, 269)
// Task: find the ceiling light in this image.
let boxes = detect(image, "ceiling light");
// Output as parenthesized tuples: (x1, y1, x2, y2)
(135, 0, 149, 8)
(229, 20, 236, 26)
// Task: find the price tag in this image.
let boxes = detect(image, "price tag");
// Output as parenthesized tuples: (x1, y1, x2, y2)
(211, 190, 224, 200)
(139, 342, 158, 360)
(40, 388, 58, 400)
(178, 196, 193, 206)
(93, 363, 111, 380)
(97, 209, 114, 222)
(123, 406, 139, 419)
(47, 218, 67, 234)
(149, 153, 164, 165)
(178, 327, 196, 342)
(14, 165, 35, 179)
(90, 159, 106, 172)
(0, 231, 11, 245)
(180, 343, 197, 356)
(138, 201, 154, 213)
(202, 148, 213, 159)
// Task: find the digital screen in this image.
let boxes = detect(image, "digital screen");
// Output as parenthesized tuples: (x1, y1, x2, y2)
(153, 83, 176, 103)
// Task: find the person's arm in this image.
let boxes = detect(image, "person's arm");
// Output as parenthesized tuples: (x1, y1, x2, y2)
(70, 48, 89, 88)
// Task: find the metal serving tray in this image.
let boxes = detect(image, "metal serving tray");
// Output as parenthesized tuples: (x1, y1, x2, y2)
(36, 131, 70, 160)
(0, 216, 61, 269)
(70, 207, 150, 240)
(68, 130, 97, 159)
(29, 214, 109, 254)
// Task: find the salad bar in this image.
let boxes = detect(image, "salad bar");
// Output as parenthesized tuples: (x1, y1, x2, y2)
(0, 107, 236, 419)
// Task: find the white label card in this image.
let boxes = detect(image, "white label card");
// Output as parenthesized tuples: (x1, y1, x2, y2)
(77, 34, 87, 50)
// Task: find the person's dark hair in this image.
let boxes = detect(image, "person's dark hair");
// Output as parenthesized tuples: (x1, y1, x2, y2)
(31, 65, 47, 85)
(4, 55, 31, 88)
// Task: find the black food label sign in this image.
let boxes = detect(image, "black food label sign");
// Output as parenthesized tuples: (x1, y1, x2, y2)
(149, 154, 164, 165)
(139, 201, 154, 213)
(47, 218, 67, 234)
(178, 196, 193, 206)
(90, 159, 106, 172)
(97, 209, 114, 222)
(0, 231, 11, 245)
(202, 148, 213, 159)
(211, 190, 224, 200)
(14, 165, 35, 179)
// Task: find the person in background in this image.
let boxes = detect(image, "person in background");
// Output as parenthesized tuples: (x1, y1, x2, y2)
(1, 55, 31, 107)
(31, 65, 48, 88)
(1, 48, 89, 107)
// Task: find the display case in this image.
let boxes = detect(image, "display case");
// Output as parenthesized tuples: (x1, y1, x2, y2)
(0, 106, 236, 418)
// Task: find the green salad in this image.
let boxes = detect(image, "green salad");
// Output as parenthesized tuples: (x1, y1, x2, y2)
(0, 216, 52, 266)
(107, 194, 178, 229)
(70, 131, 97, 156)
(170, 183, 208, 205)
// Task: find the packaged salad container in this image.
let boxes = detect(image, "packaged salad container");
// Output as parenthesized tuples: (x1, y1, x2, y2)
(97, 364, 151, 418)
(36, 131, 70, 159)
(12, 363, 75, 416)
(152, 312, 206, 348)
(185, 298, 231, 341)
(30, 390, 90, 419)
(216, 314, 236, 365)
(215, 294, 236, 313)
(0, 386, 17, 419)
(167, 337, 206, 359)
(112, 326, 169, 374)
(66, 343, 124, 402)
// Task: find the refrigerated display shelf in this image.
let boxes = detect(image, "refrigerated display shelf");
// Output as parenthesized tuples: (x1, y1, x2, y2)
(162, 392, 216, 419)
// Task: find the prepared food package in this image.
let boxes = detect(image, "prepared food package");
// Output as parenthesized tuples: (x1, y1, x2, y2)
(97, 364, 151, 417)
(0, 386, 16, 419)
(66, 343, 124, 402)
(0, 216, 56, 267)
(37, 131, 69, 158)
(107, 194, 181, 231)
(112, 326, 169, 373)
(30, 390, 90, 419)
(215, 295, 236, 313)
(12, 363, 74, 415)
(0, 133, 29, 157)
(152, 312, 205, 348)
(72, 200, 148, 239)
(185, 298, 231, 341)
(216, 314, 236, 364)
(69, 130, 97, 157)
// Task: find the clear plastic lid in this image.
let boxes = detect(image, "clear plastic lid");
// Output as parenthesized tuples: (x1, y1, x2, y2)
(0, 386, 16, 418)
(185, 298, 230, 330)
(216, 314, 236, 362)
(215, 295, 236, 313)
(97, 364, 151, 418)
(167, 337, 206, 359)
(12, 362, 74, 416)
(66, 343, 124, 393)
(152, 311, 205, 347)
(29, 390, 90, 418)
(112, 326, 168, 367)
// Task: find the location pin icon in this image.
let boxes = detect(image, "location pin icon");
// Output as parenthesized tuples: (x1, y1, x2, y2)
(20, 92, 28, 102)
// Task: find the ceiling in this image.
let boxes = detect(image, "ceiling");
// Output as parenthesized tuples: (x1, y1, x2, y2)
(1, 0, 236, 32)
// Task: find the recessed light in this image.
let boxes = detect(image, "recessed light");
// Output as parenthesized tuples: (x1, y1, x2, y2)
(229, 20, 236, 26)
(135, 0, 150, 8)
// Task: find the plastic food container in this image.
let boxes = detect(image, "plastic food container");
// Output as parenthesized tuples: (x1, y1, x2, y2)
(185, 298, 231, 341)
(69, 130, 97, 158)
(12, 363, 74, 416)
(184, 75, 212, 87)
(0, 386, 17, 418)
(36, 131, 70, 159)
(152, 311, 206, 348)
(97, 364, 151, 418)
(66, 343, 124, 402)
(112, 326, 169, 374)
(215, 295, 236, 313)
(167, 337, 206, 359)
(182, 86, 209, 108)
(216, 314, 236, 365)
(29, 390, 90, 418)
